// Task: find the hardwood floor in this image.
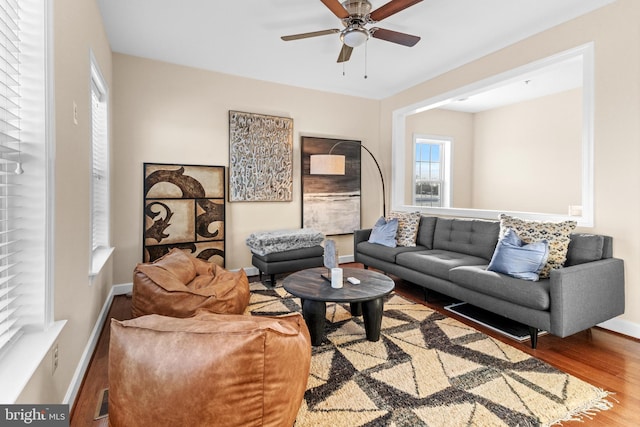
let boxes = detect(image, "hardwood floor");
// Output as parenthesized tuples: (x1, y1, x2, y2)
(70, 292, 132, 427)
(70, 266, 640, 426)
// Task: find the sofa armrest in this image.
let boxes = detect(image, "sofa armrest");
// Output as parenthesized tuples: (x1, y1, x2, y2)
(354, 228, 372, 246)
(549, 258, 625, 337)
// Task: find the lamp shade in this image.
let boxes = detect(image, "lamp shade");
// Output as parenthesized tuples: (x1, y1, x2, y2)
(310, 154, 346, 175)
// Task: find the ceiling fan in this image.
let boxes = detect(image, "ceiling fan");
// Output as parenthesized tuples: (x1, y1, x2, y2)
(281, 0, 423, 63)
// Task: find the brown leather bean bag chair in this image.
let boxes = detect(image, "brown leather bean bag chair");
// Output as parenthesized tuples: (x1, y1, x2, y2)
(132, 248, 250, 318)
(108, 311, 311, 427)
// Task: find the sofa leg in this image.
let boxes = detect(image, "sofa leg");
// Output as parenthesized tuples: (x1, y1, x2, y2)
(529, 327, 539, 349)
(269, 274, 276, 286)
(423, 289, 430, 302)
(363, 265, 369, 270)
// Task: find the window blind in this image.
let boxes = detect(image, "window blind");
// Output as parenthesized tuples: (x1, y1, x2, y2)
(90, 75, 108, 253)
(0, 0, 22, 354)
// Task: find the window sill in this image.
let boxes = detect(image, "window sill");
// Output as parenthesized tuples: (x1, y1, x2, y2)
(0, 320, 67, 403)
(90, 247, 114, 278)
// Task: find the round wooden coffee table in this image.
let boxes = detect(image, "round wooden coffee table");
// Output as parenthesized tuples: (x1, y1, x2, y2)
(283, 267, 395, 346)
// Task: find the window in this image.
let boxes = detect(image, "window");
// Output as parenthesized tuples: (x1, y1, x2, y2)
(413, 135, 452, 207)
(89, 54, 111, 277)
(0, 0, 22, 356)
(0, 0, 65, 403)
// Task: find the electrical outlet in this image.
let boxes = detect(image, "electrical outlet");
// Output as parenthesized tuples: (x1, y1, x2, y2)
(52, 344, 59, 374)
(73, 101, 78, 125)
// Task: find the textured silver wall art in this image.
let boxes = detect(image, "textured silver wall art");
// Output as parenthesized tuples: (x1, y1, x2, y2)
(229, 111, 293, 202)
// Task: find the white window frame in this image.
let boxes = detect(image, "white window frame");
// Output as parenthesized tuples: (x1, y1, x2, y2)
(412, 134, 452, 208)
(0, 0, 65, 404)
(391, 44, 594, 226)
(89, 52, 112, 278)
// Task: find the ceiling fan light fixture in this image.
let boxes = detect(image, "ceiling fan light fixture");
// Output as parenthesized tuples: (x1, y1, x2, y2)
(341, 27, 369, 47)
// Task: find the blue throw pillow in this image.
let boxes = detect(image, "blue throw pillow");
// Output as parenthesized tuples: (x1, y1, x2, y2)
(368, 217, 398, 247)
(487, 228, 549, 281)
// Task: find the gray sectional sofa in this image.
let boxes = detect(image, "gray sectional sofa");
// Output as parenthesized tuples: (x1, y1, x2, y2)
(354, 215, 625, 348)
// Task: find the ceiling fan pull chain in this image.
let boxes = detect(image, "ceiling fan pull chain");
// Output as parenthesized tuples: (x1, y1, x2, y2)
(364, 40, 368, 79)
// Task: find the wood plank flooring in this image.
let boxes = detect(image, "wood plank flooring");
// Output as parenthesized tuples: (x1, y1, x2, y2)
(70, 266, 640, 426)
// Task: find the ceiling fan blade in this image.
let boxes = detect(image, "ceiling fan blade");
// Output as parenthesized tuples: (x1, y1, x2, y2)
(371, 27, 420, 46)
(321, 0, 350, 19)
(281, 29, 340, 41)
(369, 0, 423, 22)
(337, 44, 353, 63)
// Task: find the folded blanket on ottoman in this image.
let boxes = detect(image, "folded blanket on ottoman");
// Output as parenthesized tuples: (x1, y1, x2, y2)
(246, 229, 325, 256)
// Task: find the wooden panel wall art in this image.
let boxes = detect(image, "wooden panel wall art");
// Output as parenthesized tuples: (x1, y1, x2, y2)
(301, 136, 361, 235)
(228, 111, 293, 202)
(143, 163, 225, 266)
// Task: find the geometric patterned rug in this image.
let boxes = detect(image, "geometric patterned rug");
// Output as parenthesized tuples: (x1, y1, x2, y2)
(248, 282, 614, 427)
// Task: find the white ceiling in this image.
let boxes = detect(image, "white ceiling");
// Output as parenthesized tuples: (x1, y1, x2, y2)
(442, 54, 584, 113)
(96, 0, 614, 100)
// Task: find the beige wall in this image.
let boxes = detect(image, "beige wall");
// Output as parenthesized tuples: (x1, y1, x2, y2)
(17, 0, 640, 406)
(17, 0, 113, 403)
(110, 54, 383, 284)
(472, 89, 582, 213)
(405, 89, 581, 214)
(382, 0, 640, 330)
(405, 109, 474, 207)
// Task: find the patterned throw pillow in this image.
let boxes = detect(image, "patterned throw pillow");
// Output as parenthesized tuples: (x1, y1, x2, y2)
(498, 214, 577, 279)
(386, 211, 422, 247)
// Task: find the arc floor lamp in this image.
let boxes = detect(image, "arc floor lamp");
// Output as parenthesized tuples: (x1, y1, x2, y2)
(309, 140, 386, 217)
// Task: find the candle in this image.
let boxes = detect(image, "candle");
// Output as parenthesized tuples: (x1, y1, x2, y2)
(331, 267, 343, 288)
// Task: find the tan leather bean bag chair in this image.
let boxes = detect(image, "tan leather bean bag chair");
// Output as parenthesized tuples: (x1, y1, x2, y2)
(108, 311, 311, 427)
(132, 248, 250, 318)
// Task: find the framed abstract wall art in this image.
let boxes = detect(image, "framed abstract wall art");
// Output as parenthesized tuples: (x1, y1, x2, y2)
(301, 136, 361, 235)
(143, 163, 225, 266)
(228, 110, 293, 202)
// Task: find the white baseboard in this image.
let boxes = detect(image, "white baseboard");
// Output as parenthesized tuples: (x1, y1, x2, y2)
(113, 282, 133, 295)
(242, 266, 260, 276)
(598, 317, 640, 339)
(63, 282, 133, 406)
(340, 254, 355, 264)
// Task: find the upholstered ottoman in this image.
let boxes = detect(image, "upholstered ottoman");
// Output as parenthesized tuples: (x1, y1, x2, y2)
(251, 245, 325, 285)
(108, 311, 311, 427)
(246, 229, 325, 285)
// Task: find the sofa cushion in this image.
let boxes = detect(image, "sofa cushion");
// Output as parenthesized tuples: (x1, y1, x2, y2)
(416, 216, 438, 249)
(356, 241, 426, 263)
(368, 216, 399, 247)
(499, 214, 576, 279)
(449, 265, 551, 311)
(396, 250, 489, 281)
(565, 233, 605, 266)
(433, 218, 499, 260)
(387, 211, 422, 247)
(487, 228, 549, 281)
